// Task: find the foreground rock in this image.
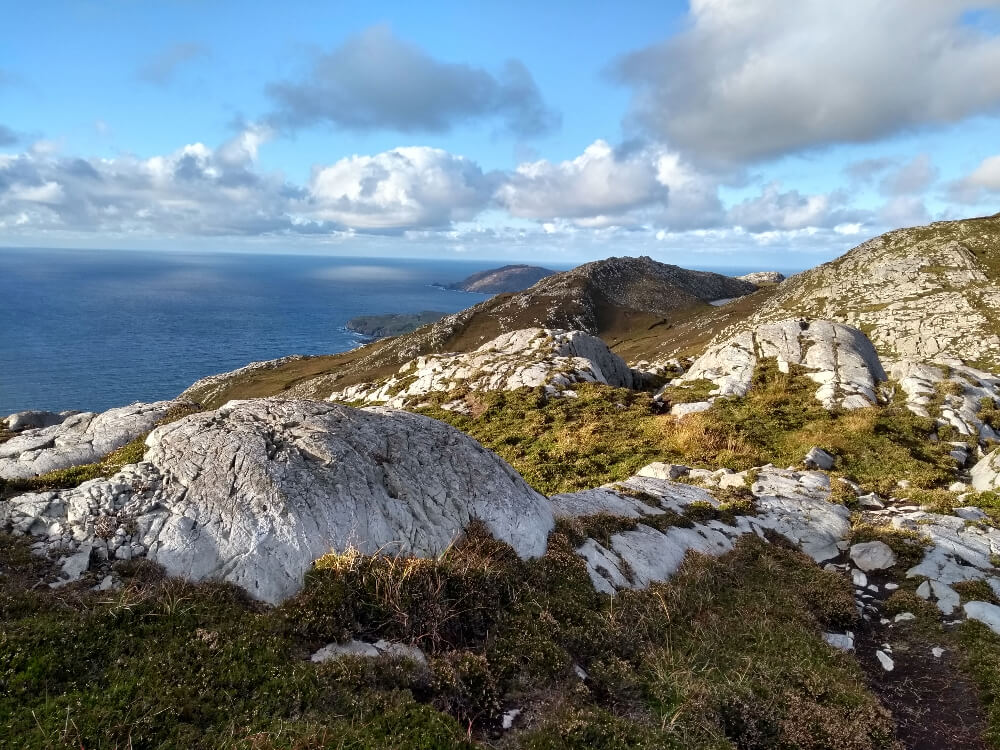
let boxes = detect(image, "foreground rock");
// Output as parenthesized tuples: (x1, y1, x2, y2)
(4, 410, 81, 432)
(328, 328, 637, 410)
(552, 465, 849, 594)
(667, 318, 886, 410)
(972, 449, 1000, 491)
(0, 400, 189, 480)
(1, 399, 554, 603)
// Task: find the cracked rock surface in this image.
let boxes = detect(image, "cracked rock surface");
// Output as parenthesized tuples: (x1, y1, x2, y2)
(0, 400, 188, 480)
(328, 328, 637, 409)
(1, 399, 554, 604)
(666, 318, 886, 410)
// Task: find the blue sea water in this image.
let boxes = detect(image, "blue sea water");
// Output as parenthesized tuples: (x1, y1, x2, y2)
(0, 247, 779, 415)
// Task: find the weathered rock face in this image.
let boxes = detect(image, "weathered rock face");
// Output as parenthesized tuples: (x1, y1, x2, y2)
(667, 319, 886, 410)
(971, 450, 1000, 492)
(551, 465, 850, 594)
(736, 271, 785, 285)
(2, 399, 554, 604)
(890, 359, 1000, 446)
(0, 400, 188, 480)
(4, 410, 80, 432)
(329, 328, 637, 409)
(719, 215, 1000, 368)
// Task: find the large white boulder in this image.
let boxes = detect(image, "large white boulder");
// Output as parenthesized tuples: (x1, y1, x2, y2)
(0, 400, 188, 480)
(671, 319, 886, 410)
(329, 328, 636, 409)
(1, 399, 554, 604)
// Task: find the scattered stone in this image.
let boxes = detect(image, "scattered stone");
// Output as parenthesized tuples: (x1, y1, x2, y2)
(804, 447, 835, 470)
(0, 400, 191, 480)
(876, 650, 895, 671)
(950, 481, 969, 493)
(884, 582, 899, 590)
(852, 569, 868, 588)
(573, 664, 588, 681)
(636, 463, 690, 481)
(858, 493, 885, 510)
(894, 612, 916, 623)
(971, 450, 1000, 491)
(823, 632, 855, 651)
(850, 541, 897, 571)
(670, 401, 712, 418)
(955, 507, 988, 521)
(917, 581, 932, 599)
(501, 709, 522, 731)
(932, 647, 945, 658)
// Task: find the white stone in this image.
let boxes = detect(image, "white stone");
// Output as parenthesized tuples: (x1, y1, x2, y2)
(823, 632, 855, 651)
(851, 569, 868, 588)
(670, 401, 712, 417)
(894, 612, 916, 622)
(965, 601, 1000, 635)
(876, 650, 894, 671)
(930, 580, 961, 615)
(501, 709, 522, 730)
(804, 447, 835, 470)
(850, 541, 897, 571)
(636, 462, 690, 481)
(932, 647, 945, 658)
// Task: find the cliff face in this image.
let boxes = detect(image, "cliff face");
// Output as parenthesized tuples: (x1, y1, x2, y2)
(722, 214, 1000, 368)
(442, 264, 555, 293)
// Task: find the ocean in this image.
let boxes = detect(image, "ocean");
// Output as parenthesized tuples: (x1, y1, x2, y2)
(0, 247, 778, 415)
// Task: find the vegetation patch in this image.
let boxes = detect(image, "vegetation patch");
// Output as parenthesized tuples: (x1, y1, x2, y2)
(420, 361, 955, 496)
(0, 522, 895, 749)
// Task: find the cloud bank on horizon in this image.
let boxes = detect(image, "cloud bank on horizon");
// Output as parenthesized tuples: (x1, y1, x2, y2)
(2, 0, 1000, 265)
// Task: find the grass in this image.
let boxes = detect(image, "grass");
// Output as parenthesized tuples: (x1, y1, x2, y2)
(0, 524, 896, 749)
(420, 360, 956, 496)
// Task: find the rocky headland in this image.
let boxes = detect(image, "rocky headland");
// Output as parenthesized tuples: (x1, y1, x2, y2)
(434, 264, 556, 293)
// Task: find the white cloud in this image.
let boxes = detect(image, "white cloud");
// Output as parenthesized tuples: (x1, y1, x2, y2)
(950, 153, 1000, 203)
(879, 154, 938, 196)
(304, 146, 495, 231)
(727, 183, 865, 232)
(615, 1, 1000, 163)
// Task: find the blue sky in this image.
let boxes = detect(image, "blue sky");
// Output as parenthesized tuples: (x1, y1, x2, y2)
(2, 0, 1000, 268)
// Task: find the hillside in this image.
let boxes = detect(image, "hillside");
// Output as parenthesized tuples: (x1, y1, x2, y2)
(182, 256, 758, 407)
(345, 310, 445, 339)
(437, 264, 555, 293)
(720, 214, 1000, 368)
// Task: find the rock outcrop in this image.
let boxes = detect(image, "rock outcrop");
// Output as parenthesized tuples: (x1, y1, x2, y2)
(736, 271, 785, 285)
(0, 400, 189, 480)
(180, 355, 309, 406)
(889, 359, 1000, 445)
(718, 215, 1000, 368)
(665, 318, 886, 411)
(328, 328, 637, 409)
(4, 410, 81, 432)
(1, 399, 554, 603)
(971, 450, 1000, 492)
(551, 465, 850, 594)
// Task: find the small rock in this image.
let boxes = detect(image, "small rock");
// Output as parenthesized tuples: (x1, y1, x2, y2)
(823, 632, 855, 651)
(955, 506, 987, 521)
(636, 462, 690, 480)
(850, 541, 897, 571)
(573, 663, 588, 681)
(894, 612, 916, 622)
(670, 401, 712, 417)
(884, 582, 899, 591)
(916, 581, 931, 599)
(932, 647, 945, 658)
(501, 709, 522, 731)
(804, 447, 835, 471)
(857, 493, 885, 510)
(851, 569, 868, 588)
(876, 650, 894, 671)
(930, 580, 960, 615)
(949, 481, 969, 493)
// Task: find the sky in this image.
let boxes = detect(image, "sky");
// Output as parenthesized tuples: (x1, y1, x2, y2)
(2, 0, 1000, 269)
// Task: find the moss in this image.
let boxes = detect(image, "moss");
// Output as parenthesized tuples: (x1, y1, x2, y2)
(954, 580, 1000, 607)
(656, 378, 716, 405)
(957, 621, 1000, 747)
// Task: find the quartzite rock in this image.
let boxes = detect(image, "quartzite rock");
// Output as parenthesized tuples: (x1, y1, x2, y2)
(1, 399, 554, 603)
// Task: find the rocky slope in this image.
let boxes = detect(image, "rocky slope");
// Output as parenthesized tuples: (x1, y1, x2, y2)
(722, 214, 1000, 368)
(436, 264, 555, 293)
(329, 328, 638, 409)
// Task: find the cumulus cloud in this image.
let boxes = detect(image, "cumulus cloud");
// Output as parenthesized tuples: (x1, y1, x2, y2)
(495, 140, 723, 229)
(614, 1, 1000, 163)
(266, 25, 558, 136)
(949, 154, 1000, 203)
(138, 42, 209, 85)
(727, 184, 867, 233)
(304, 146, 495, 231)
(0, 127, 301, 236)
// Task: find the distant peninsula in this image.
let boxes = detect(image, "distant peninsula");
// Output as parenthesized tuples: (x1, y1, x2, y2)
(435, 264, 555, 293)
(345, 310, 445, 339)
